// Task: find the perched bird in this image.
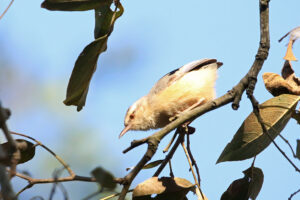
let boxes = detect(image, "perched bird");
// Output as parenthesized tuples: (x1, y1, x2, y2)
(120, 58, 222, 138)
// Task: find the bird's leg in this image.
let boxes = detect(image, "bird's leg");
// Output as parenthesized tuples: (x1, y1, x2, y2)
(169, 98, 206, 122)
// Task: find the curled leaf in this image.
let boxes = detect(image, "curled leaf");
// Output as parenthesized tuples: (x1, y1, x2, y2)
(0, 139, 36, 165)
(263, 61, 300, 96)
(279, 26, 300, 61)
(41, 0, 111, 11)
(132, 177, 195, 200)
(63, 2, 123, 111)
(91, 167, 116, 189)
(221, 167, 264, 200)
(217, 94, 300, 163)
(221, 177, 249, 200)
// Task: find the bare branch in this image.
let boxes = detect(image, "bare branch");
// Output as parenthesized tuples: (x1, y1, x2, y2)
(289, 188, 300, 200)
(153, 130, 184, 177)
(0, 0, 14, 20)
(279, 134, 297, 158)
(117, 1, 271, 199)
(181, 140, 204, 199)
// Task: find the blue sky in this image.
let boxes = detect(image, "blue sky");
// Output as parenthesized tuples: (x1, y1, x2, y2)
(1, 0, 300, 199)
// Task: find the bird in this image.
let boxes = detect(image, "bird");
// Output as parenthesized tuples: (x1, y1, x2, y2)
(119, 58, 222, 138)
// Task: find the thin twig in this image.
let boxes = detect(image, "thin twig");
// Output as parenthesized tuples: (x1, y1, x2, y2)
(251, 156, 256, 168)
(11, 132, 74, 176)
(279, 134, 297, 158)
(163, 131, 178, 153)
(0, 0, 14, 20)
(181, 141, 204, 200)
(82, 190, 101, 200)
(118, 138, 159, 200)
(7, 132, 98, 197)
(289, 188, 300, 200)
(16, 183, 33, 197)
(49, 168, 65, 200)
(168, 160, 174, 177)
(153, 130, 184, 177)
(57, 183, 69, 200)
(186, 132, 201, 186)
(101, 189, 133, 200)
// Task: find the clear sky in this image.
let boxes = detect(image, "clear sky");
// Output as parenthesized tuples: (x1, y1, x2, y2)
(1, 0, 300, 199)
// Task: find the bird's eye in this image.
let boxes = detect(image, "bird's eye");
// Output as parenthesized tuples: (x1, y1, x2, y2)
(129, 114, 135, 119)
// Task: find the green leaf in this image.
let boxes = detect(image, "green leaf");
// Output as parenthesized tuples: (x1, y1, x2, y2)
(41, 0, 111, 11)
(143, 160, 164, 170)
(221, 167, 264, 200)
(63, 2, 123, 111)
(221, 177, 250, 200)
(0, 139, 36, 165)
(217, 94, 300, 163)
(243, 167, 264, 200)
(91, 167, 116, 189)
(132, 177, 195, 200)
(126, 160, 164, 171)
(94, 3, 124, 39)
(296, 139, 300, 160)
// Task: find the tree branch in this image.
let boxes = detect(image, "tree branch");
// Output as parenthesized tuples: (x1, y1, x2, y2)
(8, 132, 98, 197)
(117, 1, 270, 199)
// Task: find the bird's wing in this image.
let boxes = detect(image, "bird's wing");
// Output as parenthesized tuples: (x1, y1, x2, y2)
(148, 58, 222, 95)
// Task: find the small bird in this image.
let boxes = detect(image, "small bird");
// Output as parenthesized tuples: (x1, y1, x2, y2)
(120, 58, 222, 138)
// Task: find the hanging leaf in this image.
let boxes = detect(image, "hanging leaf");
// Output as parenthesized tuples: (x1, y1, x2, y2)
(243, 167, 264, 200)
(279, 26, 300, 61)
(221, 167, 264, 200)
(221, 177, 250, 200)
(63, 3, 123, 111)
(132, 177, 195, 200)
(91, 167, 116, 189)
(0, 139, 36, 165)
(41, 0, 111, 11)
(296, 139, 300, 160)
(94, 3, 123, 39)
(217, 94, 300, 163)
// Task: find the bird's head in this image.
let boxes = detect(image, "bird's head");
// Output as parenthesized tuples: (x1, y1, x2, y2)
(119, 97, 152, 138)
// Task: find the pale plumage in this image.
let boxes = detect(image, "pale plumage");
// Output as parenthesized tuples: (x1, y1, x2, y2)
(120, 58, 222, 138)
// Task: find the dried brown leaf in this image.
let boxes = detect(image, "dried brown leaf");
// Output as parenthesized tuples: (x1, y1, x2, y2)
(132, 177, 195, 200)
(263, 61, 300, 96)
(0, 139, 35, 165)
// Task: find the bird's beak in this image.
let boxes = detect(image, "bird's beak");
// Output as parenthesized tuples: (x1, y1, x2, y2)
(119, 124, 132, 138)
